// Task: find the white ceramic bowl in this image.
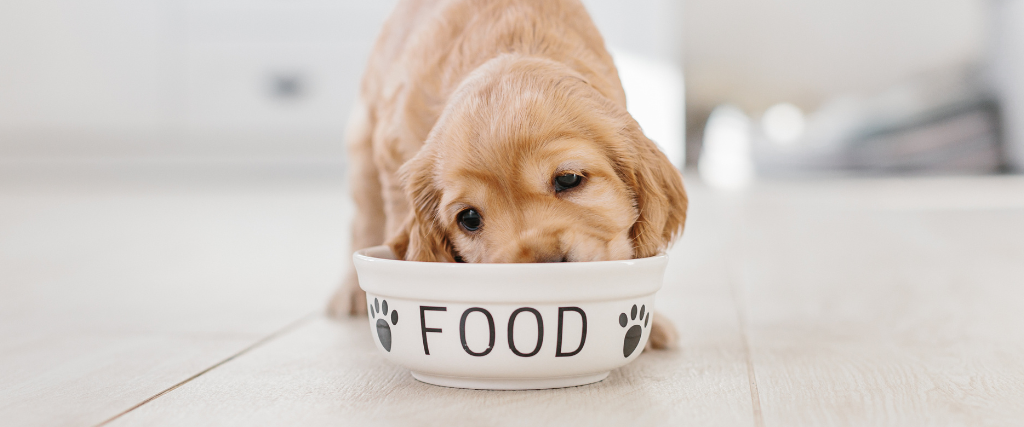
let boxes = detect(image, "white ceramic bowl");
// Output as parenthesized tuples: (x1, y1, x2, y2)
(354, 246, 668, 390)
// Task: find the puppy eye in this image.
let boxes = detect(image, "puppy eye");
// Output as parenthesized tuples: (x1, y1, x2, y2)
(553, 173, 582, 192)
(457, 208, 482, 232)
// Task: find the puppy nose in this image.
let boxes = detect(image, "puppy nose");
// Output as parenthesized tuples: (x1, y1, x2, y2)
(501, 229, 566, 263)
(507, 245, 567, 263)
(525, 247, 567, 263)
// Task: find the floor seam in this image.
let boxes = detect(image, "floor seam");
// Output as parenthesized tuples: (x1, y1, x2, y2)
(92, 311, 321, 427)
(730, 264, 766, 427)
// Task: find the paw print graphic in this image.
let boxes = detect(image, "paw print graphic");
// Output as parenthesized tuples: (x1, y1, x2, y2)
(618, 304, 649, 358)
(369, 297, 399, 352)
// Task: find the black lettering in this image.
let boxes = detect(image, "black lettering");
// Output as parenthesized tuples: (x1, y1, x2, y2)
(459, 307, 495, 356)
(507, 307, 543, 357)
(419, 306, 446, 355)
(555, 306, 587, 357)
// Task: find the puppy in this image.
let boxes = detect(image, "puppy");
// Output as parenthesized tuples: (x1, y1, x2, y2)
(328, 0, 687, 349)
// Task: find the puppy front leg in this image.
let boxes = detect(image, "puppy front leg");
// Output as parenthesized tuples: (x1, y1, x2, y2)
(328, 100, 384, 318)
(645, 312, 679, 350)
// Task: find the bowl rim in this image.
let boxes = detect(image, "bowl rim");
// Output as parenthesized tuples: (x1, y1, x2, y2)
(353, 246, 669, 303)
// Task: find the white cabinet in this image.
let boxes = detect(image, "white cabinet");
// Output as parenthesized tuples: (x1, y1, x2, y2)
(0, 0, 173, 129)
(179, 2, 391, 132)
(0, 0, 684, 163)
(0, 0, 397, 159)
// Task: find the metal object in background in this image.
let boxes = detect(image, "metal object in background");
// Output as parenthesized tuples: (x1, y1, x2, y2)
(846, 101, 1004, 173)
(752, 67, 1006, 175)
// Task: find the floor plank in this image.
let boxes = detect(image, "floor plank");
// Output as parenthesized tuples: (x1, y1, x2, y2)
(736, 179, 1024, 426)
(1, 334, 254, 427)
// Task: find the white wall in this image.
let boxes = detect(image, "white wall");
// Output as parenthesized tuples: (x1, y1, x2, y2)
(683, 0, 988, 113)
(582, 0, 683, 64)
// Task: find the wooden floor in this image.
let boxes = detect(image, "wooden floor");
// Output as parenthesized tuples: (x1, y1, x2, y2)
(2, 163, 1024, 426)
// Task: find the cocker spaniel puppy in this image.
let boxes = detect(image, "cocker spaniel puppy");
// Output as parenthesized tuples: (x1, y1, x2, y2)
(329, 0, 687, 349)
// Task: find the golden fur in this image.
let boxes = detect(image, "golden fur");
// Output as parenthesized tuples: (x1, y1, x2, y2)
(328, 0, 687, 349)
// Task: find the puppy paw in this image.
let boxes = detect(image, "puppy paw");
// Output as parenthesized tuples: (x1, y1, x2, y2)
(645, 312, 679, 350)
(326, 271, 367, 318)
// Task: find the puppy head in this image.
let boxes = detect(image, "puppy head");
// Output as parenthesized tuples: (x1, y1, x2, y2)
(389, 55, 687, 263)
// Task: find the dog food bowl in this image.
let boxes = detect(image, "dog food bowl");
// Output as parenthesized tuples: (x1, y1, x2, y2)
(354, 245, 668, 390)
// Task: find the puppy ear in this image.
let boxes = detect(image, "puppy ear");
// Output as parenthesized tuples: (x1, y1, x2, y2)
(386, 149, 456, 262)
(619, 123, 688, 258)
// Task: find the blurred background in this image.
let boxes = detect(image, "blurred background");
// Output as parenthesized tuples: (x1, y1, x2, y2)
(1, 0, 1022, 184)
